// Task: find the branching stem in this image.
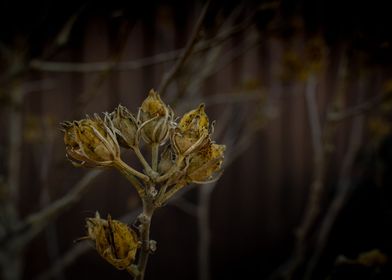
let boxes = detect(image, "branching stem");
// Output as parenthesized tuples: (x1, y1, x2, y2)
(135, 198, 155, 280)
(161, 182, 186, 205)
(132, 146, 157, 179)
(151, 143, 159, 172)
(113, 160, 147, 195)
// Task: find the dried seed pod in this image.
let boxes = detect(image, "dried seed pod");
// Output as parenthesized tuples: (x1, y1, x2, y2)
(111, 105, 138, 148)
(85, 212, 139, 270)
(186, 142, 225, 183)
(139, 89, 173, 145)
(61, 114, 120, 167)
(171, 104, 210, 156)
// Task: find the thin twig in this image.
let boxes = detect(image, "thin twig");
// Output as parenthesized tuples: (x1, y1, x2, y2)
(327, 90, 390, 122)
(158, 0, 211, 96)
(0, 170, 103, 249)
(135, 198, 155, 280)
(170, 197, 198, 217)
(197, 182, 216, 280)
(113, 159, 150, 185)
(5, 79, 23, 222)
(34, 242, 90, 280)
(29, 18, 250, 74)
(304, 79, 366, 280)
(278, 74, 326, 280)
(151, 143, 159, 172)
(36, 121, 65, 280)
(0, 76, 24, 280)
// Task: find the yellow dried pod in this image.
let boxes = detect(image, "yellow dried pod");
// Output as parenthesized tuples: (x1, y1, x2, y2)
(186, 142, 225, 183)
(111, 105, 138, 148)
(178, 103, 209, 132)
(86, 212, 139, 270)
(172, 104, 210, 155)
(141, 89, 167, 118)
(61, 114, 120, 167)
(139, 89, 173, 144)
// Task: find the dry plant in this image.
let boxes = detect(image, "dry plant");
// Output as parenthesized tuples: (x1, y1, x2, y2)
(0, 2, 269, 280)
(60, 90, 225, 279)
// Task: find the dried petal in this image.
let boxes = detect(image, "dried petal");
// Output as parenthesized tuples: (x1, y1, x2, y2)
(86, 212, 139, 270)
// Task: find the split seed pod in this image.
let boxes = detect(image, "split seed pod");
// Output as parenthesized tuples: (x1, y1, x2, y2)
(61, 114, 120, 167)
(85, 212, 139, 270)
(186, 142, 225, 183)
(172, 104, 210, 156)
(139, 89, 173, 145)
(111, 105, 138, 148)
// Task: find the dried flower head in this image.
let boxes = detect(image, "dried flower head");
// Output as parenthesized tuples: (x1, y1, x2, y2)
(172, 104, 210, 156)
(139, 89, 173, 145)
(186, 142, 225, 183)
(61, 114, 120, 167)
(62, 89, 226, 279)
(85, 212, 139, 270)
(111, 105, 138, 148)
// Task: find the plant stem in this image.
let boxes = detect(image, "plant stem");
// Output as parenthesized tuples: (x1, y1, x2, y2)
(156, 155, 184, 183)
(113, 160, 147, 195)
(151, 143, 159, 172)
(133, 146, 156, 178)
(135, 198, 155, 280)
(161, 182, 186, 205)
(158, 0, 211, 96)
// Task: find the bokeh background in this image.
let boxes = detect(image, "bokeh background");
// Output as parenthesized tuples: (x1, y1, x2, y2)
(1, 0, 392, 279)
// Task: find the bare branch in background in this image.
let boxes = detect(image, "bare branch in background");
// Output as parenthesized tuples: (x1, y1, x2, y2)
(0, 76, 24, 280)
(328, 90, 391, 122)
(170, 197, 198, 217)
(0, 170, 103, 250)
(304, 77, 366, 280)
(158, 0, 211, 96)
(35, 242, 90, 280)
(75, 20, 135, 109)
(271, 73, 328, 280)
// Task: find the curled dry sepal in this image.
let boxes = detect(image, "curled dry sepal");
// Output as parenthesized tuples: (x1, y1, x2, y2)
(61, 89, 225, 274)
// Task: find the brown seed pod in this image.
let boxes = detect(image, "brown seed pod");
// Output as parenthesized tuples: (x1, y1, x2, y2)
(85, 212, 139, 270)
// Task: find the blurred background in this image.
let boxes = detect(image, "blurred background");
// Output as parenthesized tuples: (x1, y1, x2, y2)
(1, 0, 392, 279)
